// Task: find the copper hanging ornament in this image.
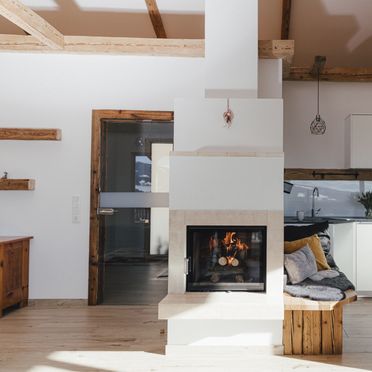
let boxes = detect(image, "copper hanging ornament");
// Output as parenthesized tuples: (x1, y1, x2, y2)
(223, 99, 234, 128)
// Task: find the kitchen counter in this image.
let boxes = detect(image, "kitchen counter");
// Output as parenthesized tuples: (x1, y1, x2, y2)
(284, 216, 372, 224)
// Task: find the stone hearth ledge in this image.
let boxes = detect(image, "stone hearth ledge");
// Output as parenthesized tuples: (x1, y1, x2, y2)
(159, 292, 284, 320)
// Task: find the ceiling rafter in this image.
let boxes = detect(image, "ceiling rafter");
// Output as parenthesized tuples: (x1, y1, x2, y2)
(0, 0, 64, 49)
(0, 37, 294, 61)
(310, 56, 327, 77)
(0, 35, 203, 57)
(144, 0, 167, 39)
(281, 0, 292, 40)
(285, 67, 372, 82)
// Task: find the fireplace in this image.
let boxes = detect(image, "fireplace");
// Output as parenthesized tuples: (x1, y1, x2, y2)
(186, 226, 267, 292)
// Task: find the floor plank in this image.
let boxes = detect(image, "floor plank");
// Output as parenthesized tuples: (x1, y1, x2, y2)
(0, 299, 371, 371)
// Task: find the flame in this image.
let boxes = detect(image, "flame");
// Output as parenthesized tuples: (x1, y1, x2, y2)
(222, 232, 236, 246)
(236, 238, 249, 251)
(209, 236, 218, 251)
(218, 232, 249, 266)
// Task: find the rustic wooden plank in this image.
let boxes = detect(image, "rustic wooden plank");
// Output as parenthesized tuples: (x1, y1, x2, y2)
(0, 34, 204, 57)
(0, 128, 61, 141)
(286, 66, 372, 82)
(333, 306, 343, 354)
(310, 56, 327, 77)
(20, 239, 29, 307)
(285, 168, 372, 181)
(322, 311, 334, 354)
(0, 245, 4, 317)
(281, 0, 292, 39)
(292, 310, 303, 355)
(284, 290, 357, 311)
(0, 35, 295, 61)
(302, 311, 313, 355)
(145, 0, 166, 38)
(283, 310, 293, 355)
(88, 111, 101, 306)
(258, 40, 294, 63)
(0, 0, 63, 49)
(0, 179, 35, 191)
(312, 311, 322, 354)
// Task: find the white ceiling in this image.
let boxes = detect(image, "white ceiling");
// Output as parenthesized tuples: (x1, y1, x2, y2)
(0, 0, 205, 38)
(21, 0, 205, 13)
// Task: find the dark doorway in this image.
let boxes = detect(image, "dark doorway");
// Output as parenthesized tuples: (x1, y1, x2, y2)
(89, 110, 173, 305)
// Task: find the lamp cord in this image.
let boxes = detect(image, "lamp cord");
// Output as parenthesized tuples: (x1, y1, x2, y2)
(317, 67, 320, 116)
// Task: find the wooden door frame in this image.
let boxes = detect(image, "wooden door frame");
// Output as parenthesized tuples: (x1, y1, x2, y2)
(88, 109, 174, 305)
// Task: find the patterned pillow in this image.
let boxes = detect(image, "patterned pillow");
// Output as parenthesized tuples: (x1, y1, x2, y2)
(284, 245, 318, 284)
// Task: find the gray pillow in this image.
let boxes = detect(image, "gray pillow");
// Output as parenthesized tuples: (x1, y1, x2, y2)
(284, 245, 318, 284)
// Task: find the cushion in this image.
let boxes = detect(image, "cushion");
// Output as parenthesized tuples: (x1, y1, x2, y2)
(318, 231, 331, 254)
(285, 235, 331, 271)
(284, 222, 329, 242)
(284, 245, 318, 284)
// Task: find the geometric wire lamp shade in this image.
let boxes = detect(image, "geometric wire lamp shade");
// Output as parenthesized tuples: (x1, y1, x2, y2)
(310, 59, 326, 135)
(310, 114, 326, 135)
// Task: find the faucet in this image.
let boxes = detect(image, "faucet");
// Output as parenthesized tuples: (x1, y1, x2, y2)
(311, 187, 321, 218)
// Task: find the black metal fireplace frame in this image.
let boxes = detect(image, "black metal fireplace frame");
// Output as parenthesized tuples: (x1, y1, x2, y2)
(186, 225, 267, 293)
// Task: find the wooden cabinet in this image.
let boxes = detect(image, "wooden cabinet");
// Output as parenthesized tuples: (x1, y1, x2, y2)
(0, 237, 32, 316)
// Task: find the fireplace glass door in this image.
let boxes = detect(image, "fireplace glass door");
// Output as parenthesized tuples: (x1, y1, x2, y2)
(186, 226, 266, 292)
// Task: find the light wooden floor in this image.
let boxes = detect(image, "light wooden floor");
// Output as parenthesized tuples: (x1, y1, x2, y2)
(1, 299, 372, 372)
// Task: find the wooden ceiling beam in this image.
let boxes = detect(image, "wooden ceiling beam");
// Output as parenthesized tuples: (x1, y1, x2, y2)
(0, 36, 294, 61)
(145, 0, 167, 38)
(310, 55, 327, 77)
(281, 0, 292, 39)
(0, 0, 63, 49)
(285, 66, 372, 82)
(0, 35, 204, 57)
(259, 40, 294, 64)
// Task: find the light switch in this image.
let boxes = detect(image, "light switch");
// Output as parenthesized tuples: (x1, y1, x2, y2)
(72, 195, 80, 223)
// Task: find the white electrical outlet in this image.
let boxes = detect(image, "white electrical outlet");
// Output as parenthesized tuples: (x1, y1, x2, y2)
(72, 195, 80, 223)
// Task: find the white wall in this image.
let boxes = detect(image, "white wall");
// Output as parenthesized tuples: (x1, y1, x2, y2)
(0, 52, 280, 299)
(174, 98, 283, 152)
(284, 81, 372, 169)
(170, 155, 284, 210)
(205, 0, 258, 98)
(0, 52, 205, 299)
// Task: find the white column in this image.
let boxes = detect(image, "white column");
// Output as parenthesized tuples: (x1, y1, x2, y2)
(205, 0, 258, 99)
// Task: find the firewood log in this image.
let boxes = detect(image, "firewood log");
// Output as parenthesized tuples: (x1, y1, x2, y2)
(218, 257, 227, 266)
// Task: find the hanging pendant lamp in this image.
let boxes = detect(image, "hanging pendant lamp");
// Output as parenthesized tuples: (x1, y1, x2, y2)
(310, 58, 326, 135)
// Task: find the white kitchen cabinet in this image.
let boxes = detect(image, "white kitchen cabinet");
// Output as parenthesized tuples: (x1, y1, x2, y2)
(330, 222, 356, 284)
(345, 114, 372, 168)
(332, 222, 372, 294)
(356, 223, 372, 293)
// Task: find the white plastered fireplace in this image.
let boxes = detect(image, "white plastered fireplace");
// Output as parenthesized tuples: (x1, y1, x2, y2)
(159, 0, 284, 355)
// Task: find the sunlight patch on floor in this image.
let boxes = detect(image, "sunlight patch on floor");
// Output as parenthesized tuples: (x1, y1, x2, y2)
(21, 351, 372, 372)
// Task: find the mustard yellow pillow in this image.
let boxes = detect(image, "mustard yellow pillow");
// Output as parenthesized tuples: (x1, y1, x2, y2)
(284, 235, 330, 271)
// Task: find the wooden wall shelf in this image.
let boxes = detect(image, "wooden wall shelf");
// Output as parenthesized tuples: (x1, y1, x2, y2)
(0, 128, 61, 141)
(0, 179, 35, 190)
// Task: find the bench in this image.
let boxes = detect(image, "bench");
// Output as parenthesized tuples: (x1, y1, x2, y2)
(283, 289, 357, 355)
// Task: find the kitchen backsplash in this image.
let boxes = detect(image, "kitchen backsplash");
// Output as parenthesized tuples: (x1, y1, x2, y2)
(285, 181, 372, 217)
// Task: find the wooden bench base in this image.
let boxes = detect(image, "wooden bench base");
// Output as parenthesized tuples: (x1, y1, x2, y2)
(283, 290, 357, 355)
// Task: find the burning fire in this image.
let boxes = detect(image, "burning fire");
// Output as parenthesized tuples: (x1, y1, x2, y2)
(213, 231, 249, 267)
